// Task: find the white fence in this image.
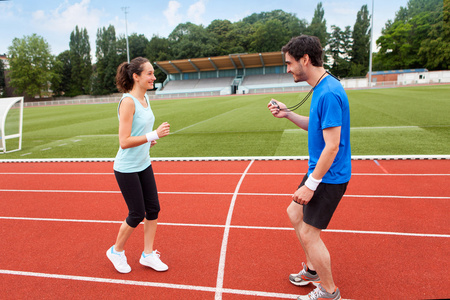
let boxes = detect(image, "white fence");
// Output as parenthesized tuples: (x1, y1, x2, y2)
(18, 70, 450, 107)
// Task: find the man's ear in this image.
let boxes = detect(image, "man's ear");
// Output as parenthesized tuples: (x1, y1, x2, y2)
(302, 54, 310, 66)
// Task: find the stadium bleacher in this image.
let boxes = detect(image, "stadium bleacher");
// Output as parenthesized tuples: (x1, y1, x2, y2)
(157, 77, 235, 97)
(154, 52, 450, 98)
(154, 52, 296, 97)
(241, 73, 299, 87)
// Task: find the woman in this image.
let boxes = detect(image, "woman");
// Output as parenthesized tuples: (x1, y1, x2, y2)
(106, 57, 170, 273)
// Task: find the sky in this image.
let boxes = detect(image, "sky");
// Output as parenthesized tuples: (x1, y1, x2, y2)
(0, 0, 409, 57)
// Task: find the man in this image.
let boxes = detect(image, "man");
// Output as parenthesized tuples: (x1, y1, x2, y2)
(268, 35, 351, 300)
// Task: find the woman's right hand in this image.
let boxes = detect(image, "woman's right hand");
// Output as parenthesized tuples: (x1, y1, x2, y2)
(156, 122, 171, 138)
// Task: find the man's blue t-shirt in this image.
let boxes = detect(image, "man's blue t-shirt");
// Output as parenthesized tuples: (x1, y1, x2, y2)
(307, 75, 351, 184)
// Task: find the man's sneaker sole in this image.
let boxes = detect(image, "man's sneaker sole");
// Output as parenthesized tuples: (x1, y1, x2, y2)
(297, 284, 341, 300)
(289, 274, 320, 286)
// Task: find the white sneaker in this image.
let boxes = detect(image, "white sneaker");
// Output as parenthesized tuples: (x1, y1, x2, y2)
(139, 250, 168, 271)
(106, 246, 131, 273)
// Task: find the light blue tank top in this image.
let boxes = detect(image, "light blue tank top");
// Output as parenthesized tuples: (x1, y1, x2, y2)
(113, 93, 155, 173)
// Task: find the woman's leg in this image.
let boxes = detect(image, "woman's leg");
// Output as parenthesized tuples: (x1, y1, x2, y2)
(139, 165, 161, 254)
(114, 220, 135, 252)
(113, 170, 146, 250)
(143, 219, 158, 254)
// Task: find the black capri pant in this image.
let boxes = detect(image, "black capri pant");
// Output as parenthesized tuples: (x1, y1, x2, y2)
(114, 165, 160, 228)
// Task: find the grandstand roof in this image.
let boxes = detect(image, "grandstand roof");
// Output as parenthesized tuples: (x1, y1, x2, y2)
(154, 52, 285, 75)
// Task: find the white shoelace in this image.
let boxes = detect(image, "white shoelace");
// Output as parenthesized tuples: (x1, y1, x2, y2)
(118, 252, 128, 264)
(308, 286, 325, 300)
(151, 250, 165, 264)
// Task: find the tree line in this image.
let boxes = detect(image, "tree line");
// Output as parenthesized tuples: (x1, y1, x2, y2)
(1, 0, 446, 99)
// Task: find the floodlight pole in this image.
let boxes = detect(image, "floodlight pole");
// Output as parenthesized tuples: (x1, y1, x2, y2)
(368, 0, 374, 87)
(122, 6, 130, 63)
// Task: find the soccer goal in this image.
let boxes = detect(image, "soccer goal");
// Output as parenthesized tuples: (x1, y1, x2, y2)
(0, 97, 24, 153)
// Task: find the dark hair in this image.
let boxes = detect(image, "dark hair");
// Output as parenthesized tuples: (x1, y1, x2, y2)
(281, 35, 323, 67)
(115, 57, 150, 92)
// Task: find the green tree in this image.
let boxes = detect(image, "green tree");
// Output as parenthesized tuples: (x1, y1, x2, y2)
(305, 2, 329, 48)
(146, 35, 172, 83)
(69, 26, 92, 96)
(0, 59, 5, 96)
(52, 50, 71, 96)
(92, 25, 118, 95)
(226, 21, 255, 54)
(241, 10, 308, 51)
(418, 0, 449, 70)
(117, 33, 150, 62)
(329, 25, 352, 77)
(249, 19, 290, 52)
(350, 5, 371, 76)
(7, 34, 55, 99)
(207, 19, 234, 55)
(168, 22, 218, 59)
(375, 20, 413, 69)
(375, 0, 444, 70)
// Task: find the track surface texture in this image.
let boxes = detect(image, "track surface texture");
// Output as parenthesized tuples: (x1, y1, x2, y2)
(0, 159, 449, 299)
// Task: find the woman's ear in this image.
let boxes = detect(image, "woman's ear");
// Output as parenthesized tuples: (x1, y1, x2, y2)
(132, 72, 139, 82)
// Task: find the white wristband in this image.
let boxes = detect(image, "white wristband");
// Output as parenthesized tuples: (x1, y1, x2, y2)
(304, 175, 322, 191)
(145, 130, 159, 143)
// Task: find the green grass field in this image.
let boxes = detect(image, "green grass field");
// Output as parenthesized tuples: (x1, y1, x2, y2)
(1, 85, 449, 159)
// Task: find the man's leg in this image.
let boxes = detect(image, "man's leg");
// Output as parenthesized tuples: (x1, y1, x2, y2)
(299, 221, 335, 293)
(286, 201, 314, 269)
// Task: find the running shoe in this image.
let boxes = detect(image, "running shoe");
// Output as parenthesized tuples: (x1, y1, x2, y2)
(297, 284, 341, 300)
(139, 250, 169, 271)
(289, 262, 320, 286)
(106, 246, 131, 273)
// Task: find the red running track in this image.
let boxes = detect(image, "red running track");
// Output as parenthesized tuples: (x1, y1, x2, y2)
(0, 159, 449, 299)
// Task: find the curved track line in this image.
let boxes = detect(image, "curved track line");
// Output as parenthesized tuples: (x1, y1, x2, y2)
(215, 160, 254, 300)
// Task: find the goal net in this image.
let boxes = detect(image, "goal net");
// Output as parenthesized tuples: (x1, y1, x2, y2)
(0, 97, 24, 153)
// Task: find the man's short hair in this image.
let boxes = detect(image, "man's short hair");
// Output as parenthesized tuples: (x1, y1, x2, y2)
(281, 35, 323, 67)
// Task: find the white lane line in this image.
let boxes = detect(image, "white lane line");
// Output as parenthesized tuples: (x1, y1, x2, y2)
(1, 172, 449, 176)
(215, 159, 254, 300)
(0, 216, 448, 238)
(0, 189, 448, 199)
(0, 269, 300, 299)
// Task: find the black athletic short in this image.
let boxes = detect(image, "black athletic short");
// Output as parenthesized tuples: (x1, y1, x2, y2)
(296, 174, 348, 229)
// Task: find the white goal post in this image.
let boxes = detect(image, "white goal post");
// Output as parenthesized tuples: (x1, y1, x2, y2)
(0, 97, 24, 153)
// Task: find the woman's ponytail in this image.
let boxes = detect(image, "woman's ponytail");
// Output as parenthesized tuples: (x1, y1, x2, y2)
(115, 57, 149, 93)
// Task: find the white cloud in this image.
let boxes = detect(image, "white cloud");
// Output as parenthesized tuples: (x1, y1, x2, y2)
(32, 10, 46, 20)
(163, 0, 208, 27)
(31, 0, 103, 35)
(164, 1, 183, 27)
(0, 1, 19, 21)
(187, 0, 207, 24)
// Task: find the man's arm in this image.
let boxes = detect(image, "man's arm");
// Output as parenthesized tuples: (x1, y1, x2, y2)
(268, 99, 309, 130)
(309, 126, 341, 180)
(292, 126, 341, 205)
(285, 111, 309, 131)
